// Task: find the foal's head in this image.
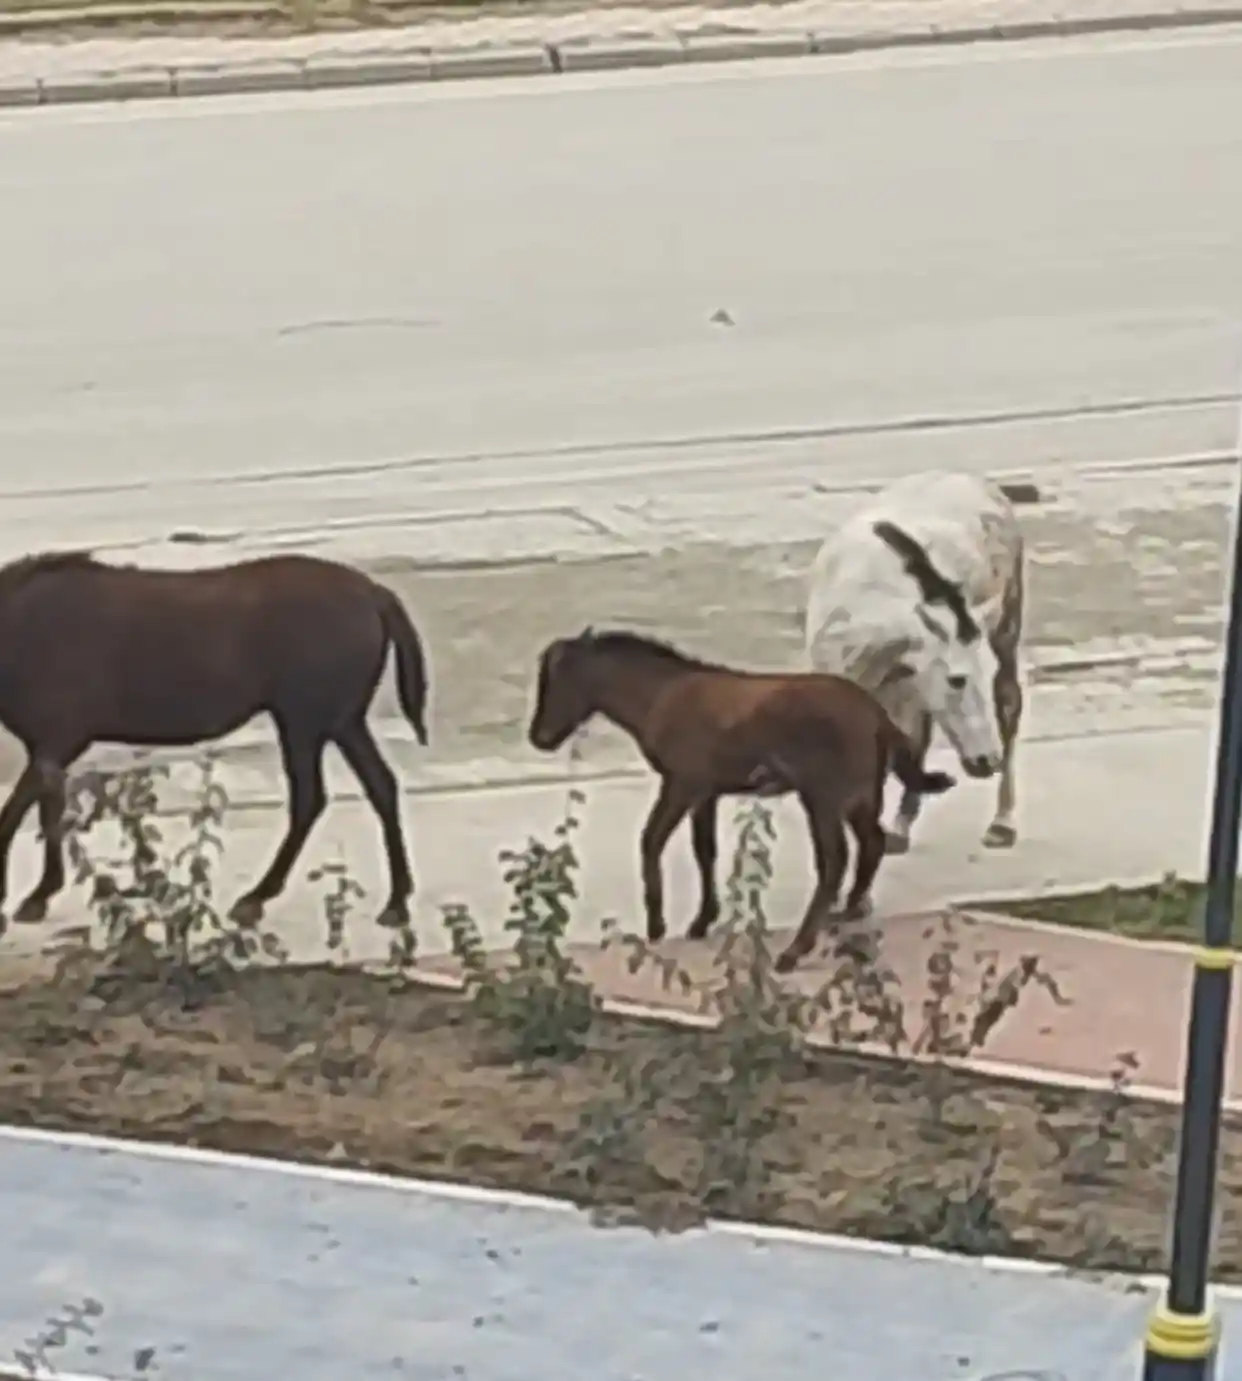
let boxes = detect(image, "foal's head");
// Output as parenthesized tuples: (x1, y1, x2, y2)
(529, 628, 703, 752)
(528, 631, 602, 752)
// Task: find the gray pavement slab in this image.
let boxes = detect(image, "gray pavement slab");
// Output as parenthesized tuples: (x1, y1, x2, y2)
(0, 1126, 1230, 1381)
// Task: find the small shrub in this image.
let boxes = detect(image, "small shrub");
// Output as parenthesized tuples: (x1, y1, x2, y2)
(444, 785, 600, 1065)
(61, 757, 287, 999)
(1036, 1050, 1153, 1183)
(879, 1133, 1017, 1257)
(689, 800, 804, 1218)
(308, 856, 367, 958)
(911, 910, 1067, 1128)
(12, 1298, 105, 1379)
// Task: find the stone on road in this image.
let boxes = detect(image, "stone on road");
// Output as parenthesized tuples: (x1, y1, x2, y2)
(0, 31, 1239, 562)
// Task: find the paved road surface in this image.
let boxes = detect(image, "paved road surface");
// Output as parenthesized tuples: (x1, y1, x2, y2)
(0, 1130, 1194, 1381)
(0, 31, 1239, 560)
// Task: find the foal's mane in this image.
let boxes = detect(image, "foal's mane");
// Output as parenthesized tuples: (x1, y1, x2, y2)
(582, 628, 729, 673)
(0, 549, 102, 593)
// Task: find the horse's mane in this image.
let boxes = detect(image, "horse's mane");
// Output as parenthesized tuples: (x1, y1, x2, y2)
(583, 628, 728, 673)
(0, 549, 103, 593)
(871, 522, 980, 644)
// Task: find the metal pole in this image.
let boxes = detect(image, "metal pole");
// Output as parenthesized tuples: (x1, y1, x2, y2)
(1141, 414, 1242, 1381)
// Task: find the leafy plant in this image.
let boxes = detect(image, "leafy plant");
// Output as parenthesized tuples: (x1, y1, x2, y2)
(308, 856, 367, 958)
(61, 757, 287, 998)
(444, 784, 600, 1064)
(911, 910, 1067, 1128)
(1036, 1050, 1153, 1183)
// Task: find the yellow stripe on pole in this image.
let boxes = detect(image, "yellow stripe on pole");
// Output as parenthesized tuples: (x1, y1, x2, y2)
(1144, 1303, 1220, 1361)
(1192, 946, 1237, 971)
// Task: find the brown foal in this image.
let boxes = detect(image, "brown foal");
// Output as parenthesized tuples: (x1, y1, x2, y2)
(527, 628, 955, 973)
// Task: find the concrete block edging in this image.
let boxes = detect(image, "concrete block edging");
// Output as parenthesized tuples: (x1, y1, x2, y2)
(0, 2, 1240, 109)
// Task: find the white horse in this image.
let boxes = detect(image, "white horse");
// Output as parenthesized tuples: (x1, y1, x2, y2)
(804, 470, 1026, 854)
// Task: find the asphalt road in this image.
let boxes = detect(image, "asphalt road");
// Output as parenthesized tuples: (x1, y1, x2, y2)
(0, 31, 1239, 559)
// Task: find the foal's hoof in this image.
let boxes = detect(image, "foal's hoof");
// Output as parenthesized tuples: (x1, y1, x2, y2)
(229, 897, 266, 928)
(375, 903, 411, 930)
(883, 831, 911, 856)
(834, 929, 878, 965)
(982, 822, 1017, 850)
(774, 947, 801, 975)
(12, 896, 48, 925)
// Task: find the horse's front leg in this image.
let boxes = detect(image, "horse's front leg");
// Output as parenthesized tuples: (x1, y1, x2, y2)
(983, 575, 1024, 850)
(639, 779, 692, 943)
(983, 663, 1022, 849)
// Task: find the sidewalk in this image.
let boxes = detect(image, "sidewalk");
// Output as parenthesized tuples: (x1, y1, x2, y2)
(1, 0, 1241, 107)
(0, 1125, 1197, 1381)
(2, 715, 1229, 1103)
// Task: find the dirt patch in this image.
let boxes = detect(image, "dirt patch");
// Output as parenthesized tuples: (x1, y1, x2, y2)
(0, 949, 1231, 1275)
(973, 876, 1229, 945)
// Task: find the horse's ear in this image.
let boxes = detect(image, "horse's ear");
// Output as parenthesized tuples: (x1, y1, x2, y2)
(577, 625, 595, 644)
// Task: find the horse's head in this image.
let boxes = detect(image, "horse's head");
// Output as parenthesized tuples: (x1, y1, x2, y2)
(871, 522, 1003, 779)
(528, 629, 598, 753)
(888, 603, 1001, 778)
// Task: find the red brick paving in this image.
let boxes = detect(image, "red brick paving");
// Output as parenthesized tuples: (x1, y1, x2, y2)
(414, 908, 1240, 1105)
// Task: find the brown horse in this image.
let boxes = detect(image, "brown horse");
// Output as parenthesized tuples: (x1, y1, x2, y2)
(0, 551, 429, 931)
(527, 628, 955, 973)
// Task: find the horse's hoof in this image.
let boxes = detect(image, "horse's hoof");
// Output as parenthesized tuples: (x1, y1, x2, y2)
(229, 897, 265, 927)
(646, 921, 667, 944)
(375, 903, 411, 930)
(685, 911, 718, 941)
(983, 822, 1017, 850)
(883, 831, 911, 856)
(12, 896, 47, 924)
(844, 895, 874, 922)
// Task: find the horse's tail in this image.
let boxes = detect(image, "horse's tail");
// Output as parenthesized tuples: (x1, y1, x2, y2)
(885, 721, 954, 796)
(373, 585, 430, 746)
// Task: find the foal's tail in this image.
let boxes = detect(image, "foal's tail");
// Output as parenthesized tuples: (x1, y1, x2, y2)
(885, 723, 955, 796)
(374, 585, 430, 746)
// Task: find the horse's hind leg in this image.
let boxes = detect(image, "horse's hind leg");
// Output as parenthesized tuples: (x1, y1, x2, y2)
(334, 717, 414, 929)
(0, 761, 46, 922)
(984, 568, 1024, 850)
(12, 756, 73, 924)
(686, 796, 720, 940)
(885, 710, 932, 856)
(230, 725, 327, 926)
(776, 793, 847, 974)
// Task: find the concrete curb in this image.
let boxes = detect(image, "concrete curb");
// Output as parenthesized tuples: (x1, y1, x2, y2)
(0, 2, 1240, 108)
